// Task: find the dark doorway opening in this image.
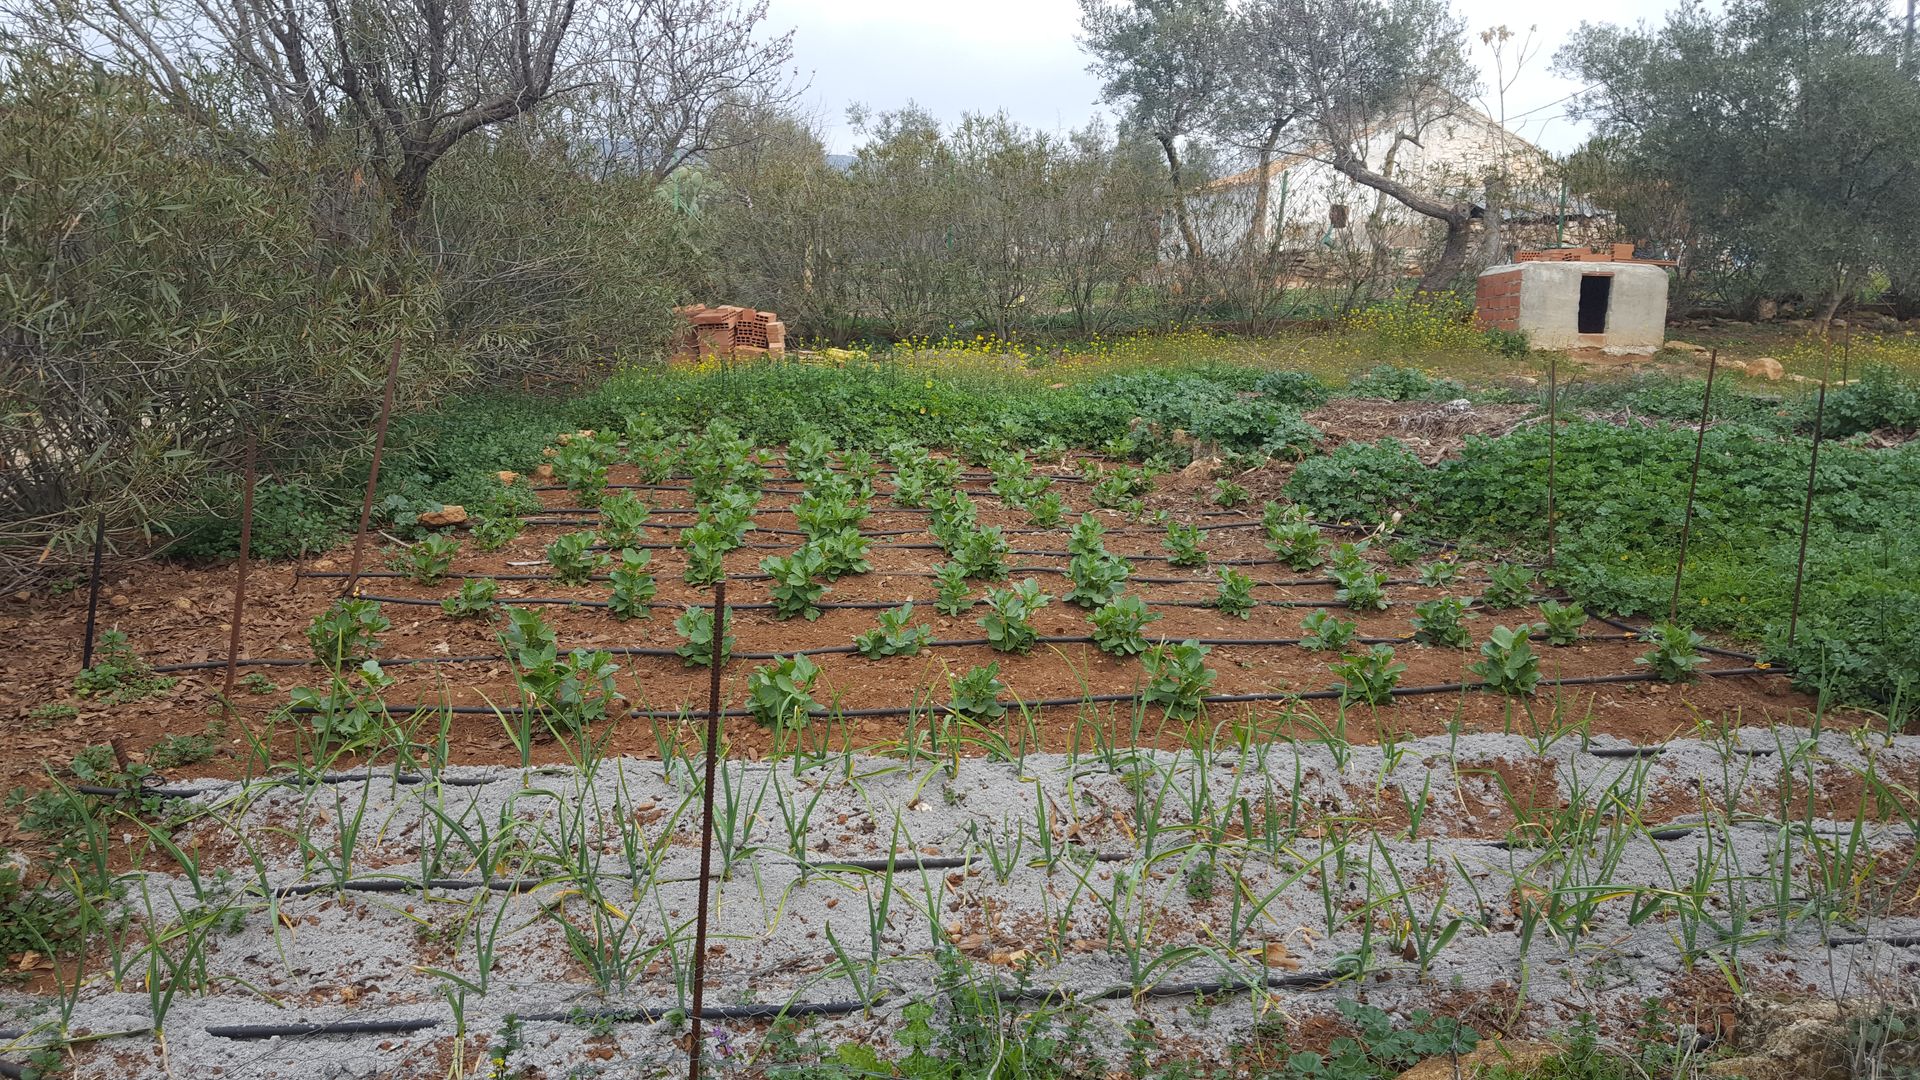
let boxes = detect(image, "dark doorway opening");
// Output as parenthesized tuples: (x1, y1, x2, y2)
(1578, 274, 1612, 334)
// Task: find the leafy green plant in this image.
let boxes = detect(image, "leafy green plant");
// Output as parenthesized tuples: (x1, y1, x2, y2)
(73, 630, 178, 702)
(1333, 644, 1406, 704)
(947, 662, 1007, 720)
(679, 519, 734, 586)
(980, 579, 1050, 654)
(1283, 438, 1426, 523)
(1068, 513, 1107, 558)
(625, 415, 677, 483)
(549, 440, 610, 506)
(747, 655, 821, 728)
(1535, 600, 1588, 645)
(607, 549, 658, 620)
(305, 599, 390, 669)
(1411, 597, 1474, 648)
(1482, 563, 1536, 609)
(794, 479, 869, 539)
(1163, 520, 1209, 568)
(1417, 560, 1462, 587)
(1066, 551, 1131, 609)
(1143, 639, 1215, 720)
(1266, 520, 1324, 571)
(504, 608, 622, 735)
(786, 429, 835, 484)
(469, 511, 525, 552)
(394, 532, 460, 584)
(440, 578, 499, 617)
(1212, 478, 1250, 508)
(546, 531, 610, 586)
(291, 659, 395, 744)
(933, 561, 974, 616)
(1300, 610, 1358, 652)
(856, 603, 932, 658)
(1468, 625, 1541, 695)
(762, 547, 828, 621)
(1090, 594, 1159, 656)
(1213, 567, 1256, 618)
(1334, 567, 1390, 612)
(673, 606, 735, 668)
(1637, 622, 1707, 682)
(810, 528, 873, 580)
(1023, 490, 1066, 526)
(148, 731, 216, 769)
(953, 526, 1011, 580)
(597, 491, 651, 546)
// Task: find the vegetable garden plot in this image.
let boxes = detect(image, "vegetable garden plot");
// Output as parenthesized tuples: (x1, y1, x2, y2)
(7, 431, 1917, 1078)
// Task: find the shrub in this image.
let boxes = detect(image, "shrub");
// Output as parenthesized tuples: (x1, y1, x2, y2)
(1284, 439, 1427, 523)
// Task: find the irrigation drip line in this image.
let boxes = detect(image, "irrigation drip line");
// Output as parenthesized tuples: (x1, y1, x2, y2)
(300, 567, 1489, 590)
(208, 1018, 440, 1040)
(1589, 612, 1763, 663)
(346, 592, 1352, 612)
(531, 505, 1263, 529)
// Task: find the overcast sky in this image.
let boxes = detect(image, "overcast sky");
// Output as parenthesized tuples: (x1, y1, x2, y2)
(761, 0, 1688, 157)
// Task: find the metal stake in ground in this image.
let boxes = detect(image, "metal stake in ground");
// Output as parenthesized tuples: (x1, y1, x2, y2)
(221, 432, 260, 707)
(1546, 352, 1558, 569)
(687, 578, 727, 1080)
(1787, 347, 1833, 650)
(1669, 349, 1718, 623)
(342, 338, 405, 597)
(80, 512, 107, 670)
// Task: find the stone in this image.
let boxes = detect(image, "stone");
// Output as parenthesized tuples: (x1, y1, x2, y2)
(1666, 340, 1709, 356)
(109, 594, 130, 607)
(1747, 357, 1785, 380)
(1755, 297, 1778, 321)
(496, 471, 520, 485)
(533, 463, 555, 480)
(417, 505, 468, 527)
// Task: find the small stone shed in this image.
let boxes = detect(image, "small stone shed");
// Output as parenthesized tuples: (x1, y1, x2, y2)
(1476, 245, 1671, 353)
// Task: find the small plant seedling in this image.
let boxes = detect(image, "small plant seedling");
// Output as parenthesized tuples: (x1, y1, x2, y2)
(679, 519, 735, 586)
(1066, 551, 1130, 609)
(1213, 567, 1256, 619)
(148, 731, 217, 769)
(395, 532, 460, 584)
(597, 491, 651, 546)
(546, 531, 609, 586)
(470, 511, 524, 552)
(29, 702, 79, 726)
(1468, 625, 1541, 695)
(794, 480, 869, 539)
(1637, 621, 1707, 682)
(1143, 639, 1215, 720)
(1067, 514, 1107, 558)
(1481, 563, 1536, 609)
(73, 630, 178, 703)
(1212, 479, 1250, 508)
(306, 599, 390, 669)
(239, 673, 277, 695)
(1328, 540, 1372, 575)
(933, 562, 973, 616)
(1411, 597, 1474, 648)
(785, 429, 835, 483)
(1300, 610, 1358, 652)
(1332, 645, 1405, 705)
(947, 662, 1008, 720)
(608, 549, 658, 620)
(1334, 567, 1390, 612)
(1184, 860, 1218, 899)
(441, 578, 500, 618)
(747, 655, 821, 727)
(840, 447, 881, 497)
(674, 606, 735, 668)
(1163, 521, 1209, 568)
(291, 659, 395, 744)
(762, 546, 828, 621)
(856, 603, 932, 658)
(980, 579, 1050, 654)
(1024, 491, 1066, 526)
(953, 526, 1011, 581)
(928, 488, 979, 552)
(1534, 600, 1588, 645)
(1416, 560, 1462, 587)
(809, 528, 873, 580)
(1090, 594, 1160, 656)
(1266, 520, 1324, 571)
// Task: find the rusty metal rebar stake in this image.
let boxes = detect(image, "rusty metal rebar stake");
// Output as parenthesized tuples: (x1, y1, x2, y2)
(1669, 350, 1718, 622)
(343, 338, 405, 597)
(80, 512, 107, 670)
(221, 433, 260, 708)
(688, 577, 727, 1080)
(1787, 349, 1833, 649)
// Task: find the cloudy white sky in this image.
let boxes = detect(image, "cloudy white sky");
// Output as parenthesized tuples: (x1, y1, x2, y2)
(761, 0, 1685, 157)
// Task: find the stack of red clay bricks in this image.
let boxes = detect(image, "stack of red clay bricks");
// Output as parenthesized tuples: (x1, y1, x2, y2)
(1474, 268, 1523, 331)
(1516, 242, 1674, 266)
(675, 304, 786, 360)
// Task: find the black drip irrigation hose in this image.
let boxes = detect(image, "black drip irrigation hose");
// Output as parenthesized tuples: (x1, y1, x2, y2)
(207, 1018, 440, 1040)
(345, 592, 1353, 612)
(294, 567, 1492, 589)
(1590, 612, 1766, 663)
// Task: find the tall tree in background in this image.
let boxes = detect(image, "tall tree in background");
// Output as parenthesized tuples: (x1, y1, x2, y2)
(1559, 0, 1920, 324)
(1078, 0, 1231, 264)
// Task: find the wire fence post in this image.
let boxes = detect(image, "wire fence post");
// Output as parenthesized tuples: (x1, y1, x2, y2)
(1546, 352, 1558, 570)
(80, 512, 107, 671)
(343, 337, 405, 597)
(688, 577, 727, 1080)
(1668, 349, 1718, 623)
(221, 432, 260, 708)
(1786, 348, 1833, 650)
